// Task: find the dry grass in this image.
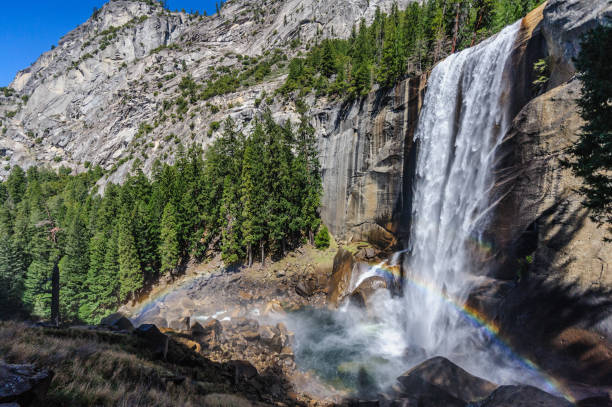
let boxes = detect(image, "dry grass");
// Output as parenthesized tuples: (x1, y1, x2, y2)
(0, 322, 269, 407)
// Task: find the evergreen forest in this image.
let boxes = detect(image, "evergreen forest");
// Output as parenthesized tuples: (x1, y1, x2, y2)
(0, 112, 322, 323)
(280, 0, 543, 98)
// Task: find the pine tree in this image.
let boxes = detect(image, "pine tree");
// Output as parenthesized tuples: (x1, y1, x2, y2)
(80, 231, 106, 322)
(567, 25, 612, 237)
(379, 3, 406, 86)
(160, 202, 180, 275)
(241, 121, 268, 266)
(117, 209, 142, 302)
(101, 228, 120, 309)
(320, 40, 336, 77)
(23, 216, 59, 319)
(265, 115, 293, 255)
(60, 210, 89, 320)
(6, 166, 26, 205)
(0, 207, 23, 316)
(315, 225, 330, 249)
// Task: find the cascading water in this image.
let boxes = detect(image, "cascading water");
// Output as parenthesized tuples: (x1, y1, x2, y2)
(401, 19, 519, 357)
(285, 20, 564, 397)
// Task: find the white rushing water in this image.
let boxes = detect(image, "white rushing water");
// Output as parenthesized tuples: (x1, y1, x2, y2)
(286, 20, 562, 396)
(401, 19, 519, 355)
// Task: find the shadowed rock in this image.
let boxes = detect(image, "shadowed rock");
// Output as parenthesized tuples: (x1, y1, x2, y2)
(0, 361, 53, 405)
(393, 357, 497, 406)
(135, 324, 169, 360)
(100, 312, 134, 332)
(478, 385, 574, 407)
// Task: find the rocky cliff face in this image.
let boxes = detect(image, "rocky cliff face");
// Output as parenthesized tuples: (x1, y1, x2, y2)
(477, 0, 612, 390)
(489, 0, 612, 288)
(316, 75, 427, 246)
(0, 0, 417, 243)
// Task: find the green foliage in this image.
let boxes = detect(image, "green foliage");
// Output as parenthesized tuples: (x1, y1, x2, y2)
(0, 110, 323, 323)
(314, 225, 330, 249)
(566, 25, 612, 238)
(159, 202, 180, 275)
(117, 209, 142, 302)
(280, 0, 543, 99)
(532, 58, 550, 92)
(60, 211, 89, 320)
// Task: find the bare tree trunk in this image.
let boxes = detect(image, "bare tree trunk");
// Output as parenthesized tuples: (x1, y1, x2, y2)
(471, 11, 484, 47)
(247, 243, 253, 267)
(451, 4, 460, 53)
(281, 239, 286, 256)
(260, 241, 265, 267)
(51, 262, 60, 326)
(309, 230, 314, 246)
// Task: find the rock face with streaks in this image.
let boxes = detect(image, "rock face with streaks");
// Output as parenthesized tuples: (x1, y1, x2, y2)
(488, 0, 612, 289)
(316, 75, 427, 243)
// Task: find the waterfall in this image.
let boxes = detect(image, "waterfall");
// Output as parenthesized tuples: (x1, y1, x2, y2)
(401, 21, 520, 354)
(247, 19, 560, 398)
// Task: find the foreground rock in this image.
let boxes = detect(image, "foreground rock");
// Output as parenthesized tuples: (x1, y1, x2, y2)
(350, 276, 388, 309)
(390, 357, 497, 406)
(100, 312, 134, 332)
(0, 361, 53, 405)
(135, 324, 169, 360)
(478, 385, 574, 407)
(328, 248, 356, 307)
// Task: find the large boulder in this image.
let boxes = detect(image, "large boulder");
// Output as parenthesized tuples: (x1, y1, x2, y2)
(350, 276, 388, 309)
(478, 385, 574, 407)
(100, 312, 134, 332)
(0, 361, 53, 405)
(328, 248, 356, 307)
(393, 357, 497, 406)
(135, 324, 169, 360)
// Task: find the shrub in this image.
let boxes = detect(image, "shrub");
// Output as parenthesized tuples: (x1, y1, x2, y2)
(314, 225, 330, 249)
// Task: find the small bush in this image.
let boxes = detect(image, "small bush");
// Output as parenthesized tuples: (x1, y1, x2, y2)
(314, 225, 330, 249)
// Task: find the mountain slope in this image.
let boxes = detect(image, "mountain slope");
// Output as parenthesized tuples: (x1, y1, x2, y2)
(0, 0, 413, 185)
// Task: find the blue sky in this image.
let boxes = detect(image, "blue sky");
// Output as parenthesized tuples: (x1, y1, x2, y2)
(0, 1, 218, 87)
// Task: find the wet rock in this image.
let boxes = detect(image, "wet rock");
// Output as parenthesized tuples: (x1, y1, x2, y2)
(135, 324, 169, 360)
(0, 361, 53, 405)
(328, 248, 356, 307)
(350, 276, 388, 309)
(393, 357, 497, 406)
(100, 312, 134, 332)
(479, 385, 574, 407)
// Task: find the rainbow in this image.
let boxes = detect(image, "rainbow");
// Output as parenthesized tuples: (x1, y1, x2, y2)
(367, 263, 576, 404)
